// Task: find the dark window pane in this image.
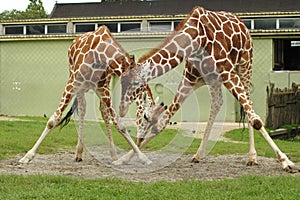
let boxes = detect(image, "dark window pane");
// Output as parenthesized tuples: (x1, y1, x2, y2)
(98, 23, 118, 32)
(121, 23, 140, 32)
(26, 25, 45, 34)
(280, 19, 300, 29)
(174, 21, 181, 29)
(254, 19, 276, 30)
(48, 25, 66, 34)
(75, 24, 95, 33)
(5, 26, 23, 34)
(243, 20, 252, 29)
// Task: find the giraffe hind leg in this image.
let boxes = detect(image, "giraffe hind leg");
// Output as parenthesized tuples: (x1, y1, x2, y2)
(224, 71, 297, 171)
(74, 94, 86, 162)
(236, 62, 258, 166)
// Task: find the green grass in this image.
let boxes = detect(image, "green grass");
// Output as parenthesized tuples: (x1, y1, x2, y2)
(0, 174, 299, 199)
(0, 117, 78, 160)
(0, 117, 299, 162)
(1, 117, 300, 199)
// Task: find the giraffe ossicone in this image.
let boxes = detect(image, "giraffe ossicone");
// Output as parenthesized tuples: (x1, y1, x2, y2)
(119, 6, 298, 172)
(19, 25, 157, 166)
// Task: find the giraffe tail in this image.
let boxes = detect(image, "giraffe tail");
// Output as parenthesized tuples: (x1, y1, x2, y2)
(239, 105, 246, 132)
(58, 98, 78, 131)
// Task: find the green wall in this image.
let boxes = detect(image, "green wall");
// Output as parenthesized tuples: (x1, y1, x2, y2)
(1, 37, 298, 122)
(0, 40, 70, 117)
(251, 38, 273, 121)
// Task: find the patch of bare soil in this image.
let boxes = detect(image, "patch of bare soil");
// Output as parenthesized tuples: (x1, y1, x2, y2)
(0, 149, 299, 182)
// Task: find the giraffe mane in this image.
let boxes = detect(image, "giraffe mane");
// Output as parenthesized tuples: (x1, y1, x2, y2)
(99, 25, 131, 73)
(138, 6, 202, 64)
(104, 26, 129, 58)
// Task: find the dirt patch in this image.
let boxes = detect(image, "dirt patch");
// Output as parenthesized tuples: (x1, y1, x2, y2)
(0, 149, 299, 182)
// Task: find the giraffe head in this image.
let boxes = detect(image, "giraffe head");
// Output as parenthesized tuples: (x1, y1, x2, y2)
(119, 55, 148, 117)
(136, 93, 167, 145)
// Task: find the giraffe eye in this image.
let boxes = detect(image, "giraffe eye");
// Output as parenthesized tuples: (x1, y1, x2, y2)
(133, 81, 139, 86)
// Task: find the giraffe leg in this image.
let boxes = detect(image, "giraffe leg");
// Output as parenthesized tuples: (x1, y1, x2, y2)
(114, 102, 166, 165)
(74, 94, 86, 162)
(192, 82, 223, 162)
(247, 123, 258, 166)
(100, 99, 118, 161)
(236, 61, 258, 166)
(115, 73, 197, 164)
(19, 80, 75, 164)
(135, 92, 145, 146)
(96, 88, 151, 165)
(223, 70, 297, 171)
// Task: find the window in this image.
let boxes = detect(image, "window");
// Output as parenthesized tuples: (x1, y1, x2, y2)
(254, 18, 276, 30)
(26, 25, 45, 35)
(4, 26, 24, 35)
(279, 18, 300, 29)
(149, 21, 172, 32)
(242, 19, 252, 29)
(120, 23, 141, 32)
(47, 24, 66, 34)
(98, 23, 118, 33)
(174, 21, 181, 29)
(274, 39, 300, 71)
(75, 24, 96, 33)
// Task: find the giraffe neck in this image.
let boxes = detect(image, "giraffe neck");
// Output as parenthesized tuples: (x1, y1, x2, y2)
(138, 6, 248, 83)
(138, 7, 205, 82)
(69, 25, 130, 78)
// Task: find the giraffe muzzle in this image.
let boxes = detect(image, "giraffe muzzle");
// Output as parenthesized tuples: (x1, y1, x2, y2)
(119, 102, 130, 117)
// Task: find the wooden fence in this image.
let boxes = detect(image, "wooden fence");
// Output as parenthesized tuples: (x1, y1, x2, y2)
(266, 82, 300, 129)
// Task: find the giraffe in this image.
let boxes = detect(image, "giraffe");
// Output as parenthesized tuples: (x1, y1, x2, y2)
(118, 6, 297, 171)
(19, 25, 155, 165)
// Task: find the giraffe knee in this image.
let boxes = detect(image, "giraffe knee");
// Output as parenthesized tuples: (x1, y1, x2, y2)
(252, 118, 263, 130)
(47, 115, 60, 129)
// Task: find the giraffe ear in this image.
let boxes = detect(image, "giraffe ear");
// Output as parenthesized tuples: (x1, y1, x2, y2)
(120, 55, 129, 73)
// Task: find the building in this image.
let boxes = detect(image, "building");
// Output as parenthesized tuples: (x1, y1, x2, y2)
(0, 0, 299, 122)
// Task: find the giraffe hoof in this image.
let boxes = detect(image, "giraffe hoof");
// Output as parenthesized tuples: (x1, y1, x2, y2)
(111, 155, 118, 161)
(283, 163, 299, 173)
(112, 159, 125, 166)
(191, 156, 200, 163)
(246, 160, 258, 166)
(75, 157, 83, 162)
(19, 150, 35, 164)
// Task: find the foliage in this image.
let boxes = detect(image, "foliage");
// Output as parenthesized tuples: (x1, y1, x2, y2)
(0, 0, 48, 20)
(0, 174, 299, 199)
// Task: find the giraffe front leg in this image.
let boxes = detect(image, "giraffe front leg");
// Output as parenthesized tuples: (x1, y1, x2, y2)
(192, 82, 223, 163)
(111, 119, 152, 166)
(104, 99, 151, 165)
